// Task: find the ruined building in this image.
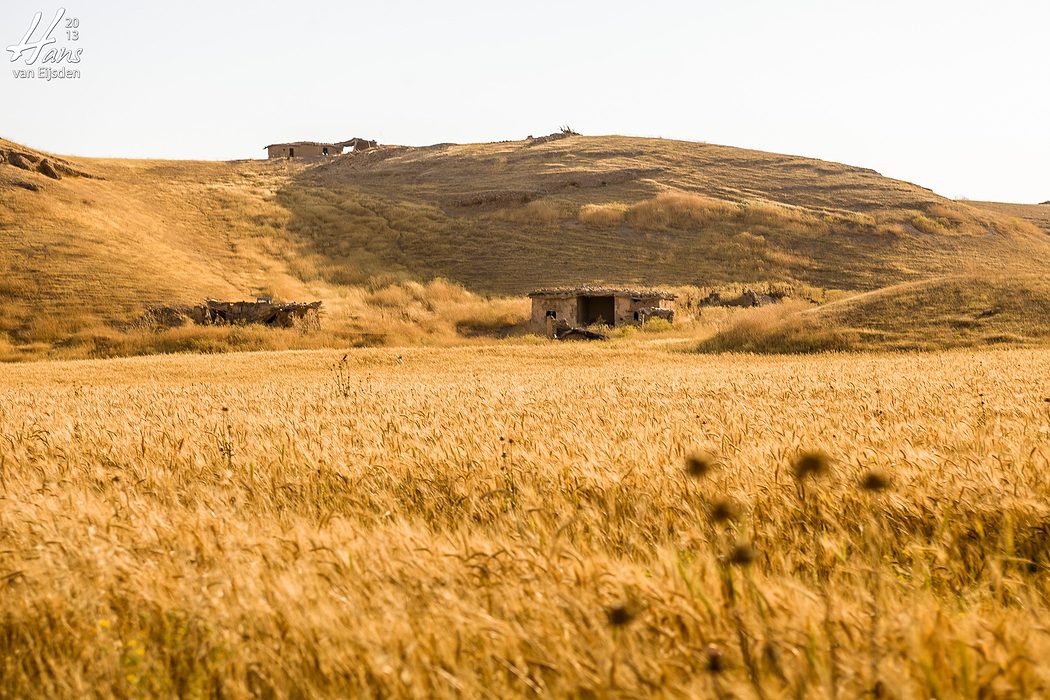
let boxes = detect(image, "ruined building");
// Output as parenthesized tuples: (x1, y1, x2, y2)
(528, 287, 675, 336)
(265, 138, 378, 159)
(144, 299, 321, 329)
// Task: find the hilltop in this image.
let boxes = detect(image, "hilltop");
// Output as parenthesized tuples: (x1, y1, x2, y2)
(287, 135, 1050, 293)
(2, 133, 1049, 358)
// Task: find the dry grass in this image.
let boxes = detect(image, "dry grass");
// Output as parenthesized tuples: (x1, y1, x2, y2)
(2, 345, 1050, 697)
(493, 199, 568, 227)
(965, 200, 1050, 234)
(5, 134, 1050, 360)
(694, 302, 859, 354)
(627, 192, 737, 228)
(578, 201, 629, 226)
(298, 135, 1050, 296)
(691, 275, 1050, 354)
(814, 274, 1050, 351)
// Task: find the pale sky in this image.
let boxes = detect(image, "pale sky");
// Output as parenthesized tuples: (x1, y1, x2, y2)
(2, 0, 1048, 203)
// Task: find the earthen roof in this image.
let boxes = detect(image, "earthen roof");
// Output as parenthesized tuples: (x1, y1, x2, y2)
(527, 286, 676, 300)
(263, 142, 339, 150)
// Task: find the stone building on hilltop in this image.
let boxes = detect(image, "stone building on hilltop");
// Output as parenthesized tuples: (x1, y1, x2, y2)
(265, 138, 378, 159)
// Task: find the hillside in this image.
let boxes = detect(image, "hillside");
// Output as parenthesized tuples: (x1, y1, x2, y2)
(285, 136, 1050, 293)
(815, 274, 1050, 350)
(695, 274, 1050, 354)
(2, 133, 1049, 358)
(966, 200, 1050, 234)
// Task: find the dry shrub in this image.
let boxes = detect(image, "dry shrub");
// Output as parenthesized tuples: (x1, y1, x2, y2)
(579, 202, 628, 226)
(838, 211, 877, 227)
(626, 191, 737, 229)
(361, 278, 527, 341)
(22, 314, 88, 344)
(739, 200, 816, 227)
(497, 199, 565, 226)
(578, 192, 828, 236)
(906, 203, 1042, 239)
(926, 203, 968, 224)
(0, 333, 16, 361)
(735, 230, 766, 246)
(910, 213, 952, 235)
(365, 281, 431, 309)
(640, 317, 674, 333)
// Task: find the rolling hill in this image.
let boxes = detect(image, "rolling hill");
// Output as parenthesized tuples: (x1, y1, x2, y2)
(284, 136, 1050, 293)
(695, 274, 1050, 354)
(967, 200, 1050, 234)
(2, 133, 1049, 358)
(815, 274, 1050, 350)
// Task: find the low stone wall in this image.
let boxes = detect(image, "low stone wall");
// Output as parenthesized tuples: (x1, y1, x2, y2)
(700, 289, 777, 308)
(637, 307, 674, 324)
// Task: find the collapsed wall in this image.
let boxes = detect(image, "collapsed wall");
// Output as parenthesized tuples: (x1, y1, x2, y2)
(142, 300, 322, 329)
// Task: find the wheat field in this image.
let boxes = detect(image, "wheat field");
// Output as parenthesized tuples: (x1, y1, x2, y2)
(1, 344, 1048, 698)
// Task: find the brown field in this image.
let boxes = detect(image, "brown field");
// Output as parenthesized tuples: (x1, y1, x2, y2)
(2, 344, 1049, 698)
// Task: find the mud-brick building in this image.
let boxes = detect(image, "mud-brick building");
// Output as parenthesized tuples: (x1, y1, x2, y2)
(265, 142, 341, 159)
(265, 138, 378, 159)
(528, 286, 676, 334)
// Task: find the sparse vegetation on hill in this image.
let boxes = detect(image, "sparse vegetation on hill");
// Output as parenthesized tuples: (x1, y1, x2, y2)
(695, 274, 1050, 353)
(292, 136, 1050, 296)
(967, 199, 1050, 234)
(2, 134, 1049, 359)
(816, 274, 1050, 350)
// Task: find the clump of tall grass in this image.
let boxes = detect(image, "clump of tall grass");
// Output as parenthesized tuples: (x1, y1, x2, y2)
(578, 202, 629, 226)
(495, 199, 566, 226)
(577, 191, 827, 233)
(696, 303, 858, 354)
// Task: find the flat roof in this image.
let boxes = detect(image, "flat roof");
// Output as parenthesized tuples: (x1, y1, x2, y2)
(263, 142, 339, 150)
(528, 286, 676, 300)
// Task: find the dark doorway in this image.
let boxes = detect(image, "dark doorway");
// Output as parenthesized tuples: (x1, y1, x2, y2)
(579, 296, 615, 326)
(322, 146, 329, 156)
(289, 147, 295, 157)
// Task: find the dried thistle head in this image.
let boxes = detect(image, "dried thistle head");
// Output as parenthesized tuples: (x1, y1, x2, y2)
(685, 449, 720, 479)
(708, 497, 741, 524)
(792, 449, 830, 480)
(860, 469, 892, 492)
(761, 640, 780, 669)
(605, 602, 636, 628)
(728, 541, 758, 567)
(704, 644, 727, 674)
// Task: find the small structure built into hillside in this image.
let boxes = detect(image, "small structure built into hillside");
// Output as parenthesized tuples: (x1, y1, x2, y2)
(528, 286, 675, 337)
